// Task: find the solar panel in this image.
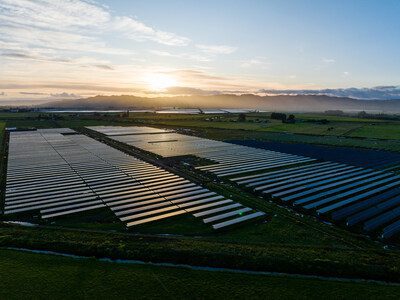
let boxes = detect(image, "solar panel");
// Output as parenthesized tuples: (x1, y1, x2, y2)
(298, 172, 388, 208)
(232, 161, 330, 184)
(245, 163, 341, 187)
(192, 202, 240, 217)
(212, 212, 266, 230)
(381, 220, 400, 239)
(281, 168, 368, 202)
(314, 176, 399, 213)
(347, 196, 400, 227)
(364, 206, 400, 232)
(203, 208, 252, 223)
(317, 180, 400, 215)
(256, 165, 354, 193)
(42, 204, 106, 219)
(126, 210, 187, 227)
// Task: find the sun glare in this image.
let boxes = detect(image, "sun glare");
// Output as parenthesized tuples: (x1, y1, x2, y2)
(145, 74, 177, 91)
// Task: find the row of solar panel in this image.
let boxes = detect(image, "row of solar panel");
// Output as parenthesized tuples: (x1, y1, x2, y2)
(87, 126, 400, 238)
(68, 134, 265, 229)
(5, 129, 265, 229)
(6, 130, 101, 216)
(232, 162, 400, 238)
(87, 126, 315, 177)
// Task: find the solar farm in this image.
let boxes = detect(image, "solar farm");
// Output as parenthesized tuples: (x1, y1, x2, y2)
(4, 128, 265, 230)
(87, 125, 400, 239)
(2, 113, 400, 291)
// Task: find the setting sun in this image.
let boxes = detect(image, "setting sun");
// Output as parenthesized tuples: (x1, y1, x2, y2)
(145, 74, 177, 91)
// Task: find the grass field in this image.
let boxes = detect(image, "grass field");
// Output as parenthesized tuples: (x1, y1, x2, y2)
(125, 112, 400, 139)
(1, 222, 400, 282)
(2, 249, 400, 299)
(1, 111, 400, 290)
(1, 112, 399, 151)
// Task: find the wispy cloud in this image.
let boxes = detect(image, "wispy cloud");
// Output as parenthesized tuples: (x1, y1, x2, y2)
(19, 92, 47, 95)
(0, 0, 190, 61)
(93, 64, 114, 70)
(170, 69, 229, 81)
(164, 86, 222, 96)
(50, 92, 79, 98)
(18, 91, 79, 98)
(322, 58, 335, 64)
(259, 86, 400, 100)
(314, 57, 336, 71)
(1, 52, 35, 59)
(150, 50, 211, 62)
(196, 44, 237, 54)
(240, 58, 269, 68)
(342, 71, 350, 77)
(113, 16, 189, 46)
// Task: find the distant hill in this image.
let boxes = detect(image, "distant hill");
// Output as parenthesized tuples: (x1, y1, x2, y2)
(40, 94, 400, 113)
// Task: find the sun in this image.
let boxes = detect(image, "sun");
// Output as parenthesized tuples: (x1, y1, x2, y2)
(145, 73, 177, 91)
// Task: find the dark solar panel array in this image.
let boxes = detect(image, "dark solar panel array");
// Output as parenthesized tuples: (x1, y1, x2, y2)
(4, 129, 265, 230)
(229, 140, 400, 171)
(88, 126, 316, 177)
(88, 126, 400, 239)
(232, 162, 400, 239)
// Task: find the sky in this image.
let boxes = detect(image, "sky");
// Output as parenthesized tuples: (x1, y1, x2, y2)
(0, 0, 400, 104)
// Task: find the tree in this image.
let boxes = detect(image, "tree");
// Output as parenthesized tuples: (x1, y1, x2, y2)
(357, 111, 368, 118)
(238, 113, 246, 122)
(271, 112, 287, 122)
(286, 114, 296, 123)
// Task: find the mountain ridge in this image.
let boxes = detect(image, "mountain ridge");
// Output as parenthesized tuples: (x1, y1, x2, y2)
(40, 94, 400, 113)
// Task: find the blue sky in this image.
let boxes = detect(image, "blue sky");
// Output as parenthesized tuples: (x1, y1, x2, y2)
(0, 0, 399, 103)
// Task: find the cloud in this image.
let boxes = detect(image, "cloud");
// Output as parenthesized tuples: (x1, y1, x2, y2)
(196, 44, 237, 54)
(0, 83, 138, 93)
(50, 92, 79, 98)
(18, 91, 79, 98)
(375, 85, 397, 90)
(0, 0, 110, 29)
(166, 69, 254, 90)
(322, 58, 335, 64)
(94, 64, 114, 70)
(1, 52, 36, 59)
(1, 49, 118, 72)
(150, 50, 211, 62)
(149, 50, 175, 57)
(164, 86, 222, 96)
(240, 58, 269, 68)
(113, 16, 189, 46)
(1, 50, 73, 62)
(0, 0, 190, 63)
(170, 69, 228, 81)
(19, 92, 48, 95)
(258, 86, 400, 100)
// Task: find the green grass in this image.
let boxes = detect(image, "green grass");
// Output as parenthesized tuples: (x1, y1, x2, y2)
(1, 224, 400, 282)
(1, 112, 399, 148)
(295, 113, 390, 123)
(1, 249, 400, 299)
(123, 112, 400, 139)
(349, 124, 400, 139)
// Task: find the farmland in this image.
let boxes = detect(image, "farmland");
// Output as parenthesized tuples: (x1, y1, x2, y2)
(1, 111, 399, 151)
(1, 111, 400, 295)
